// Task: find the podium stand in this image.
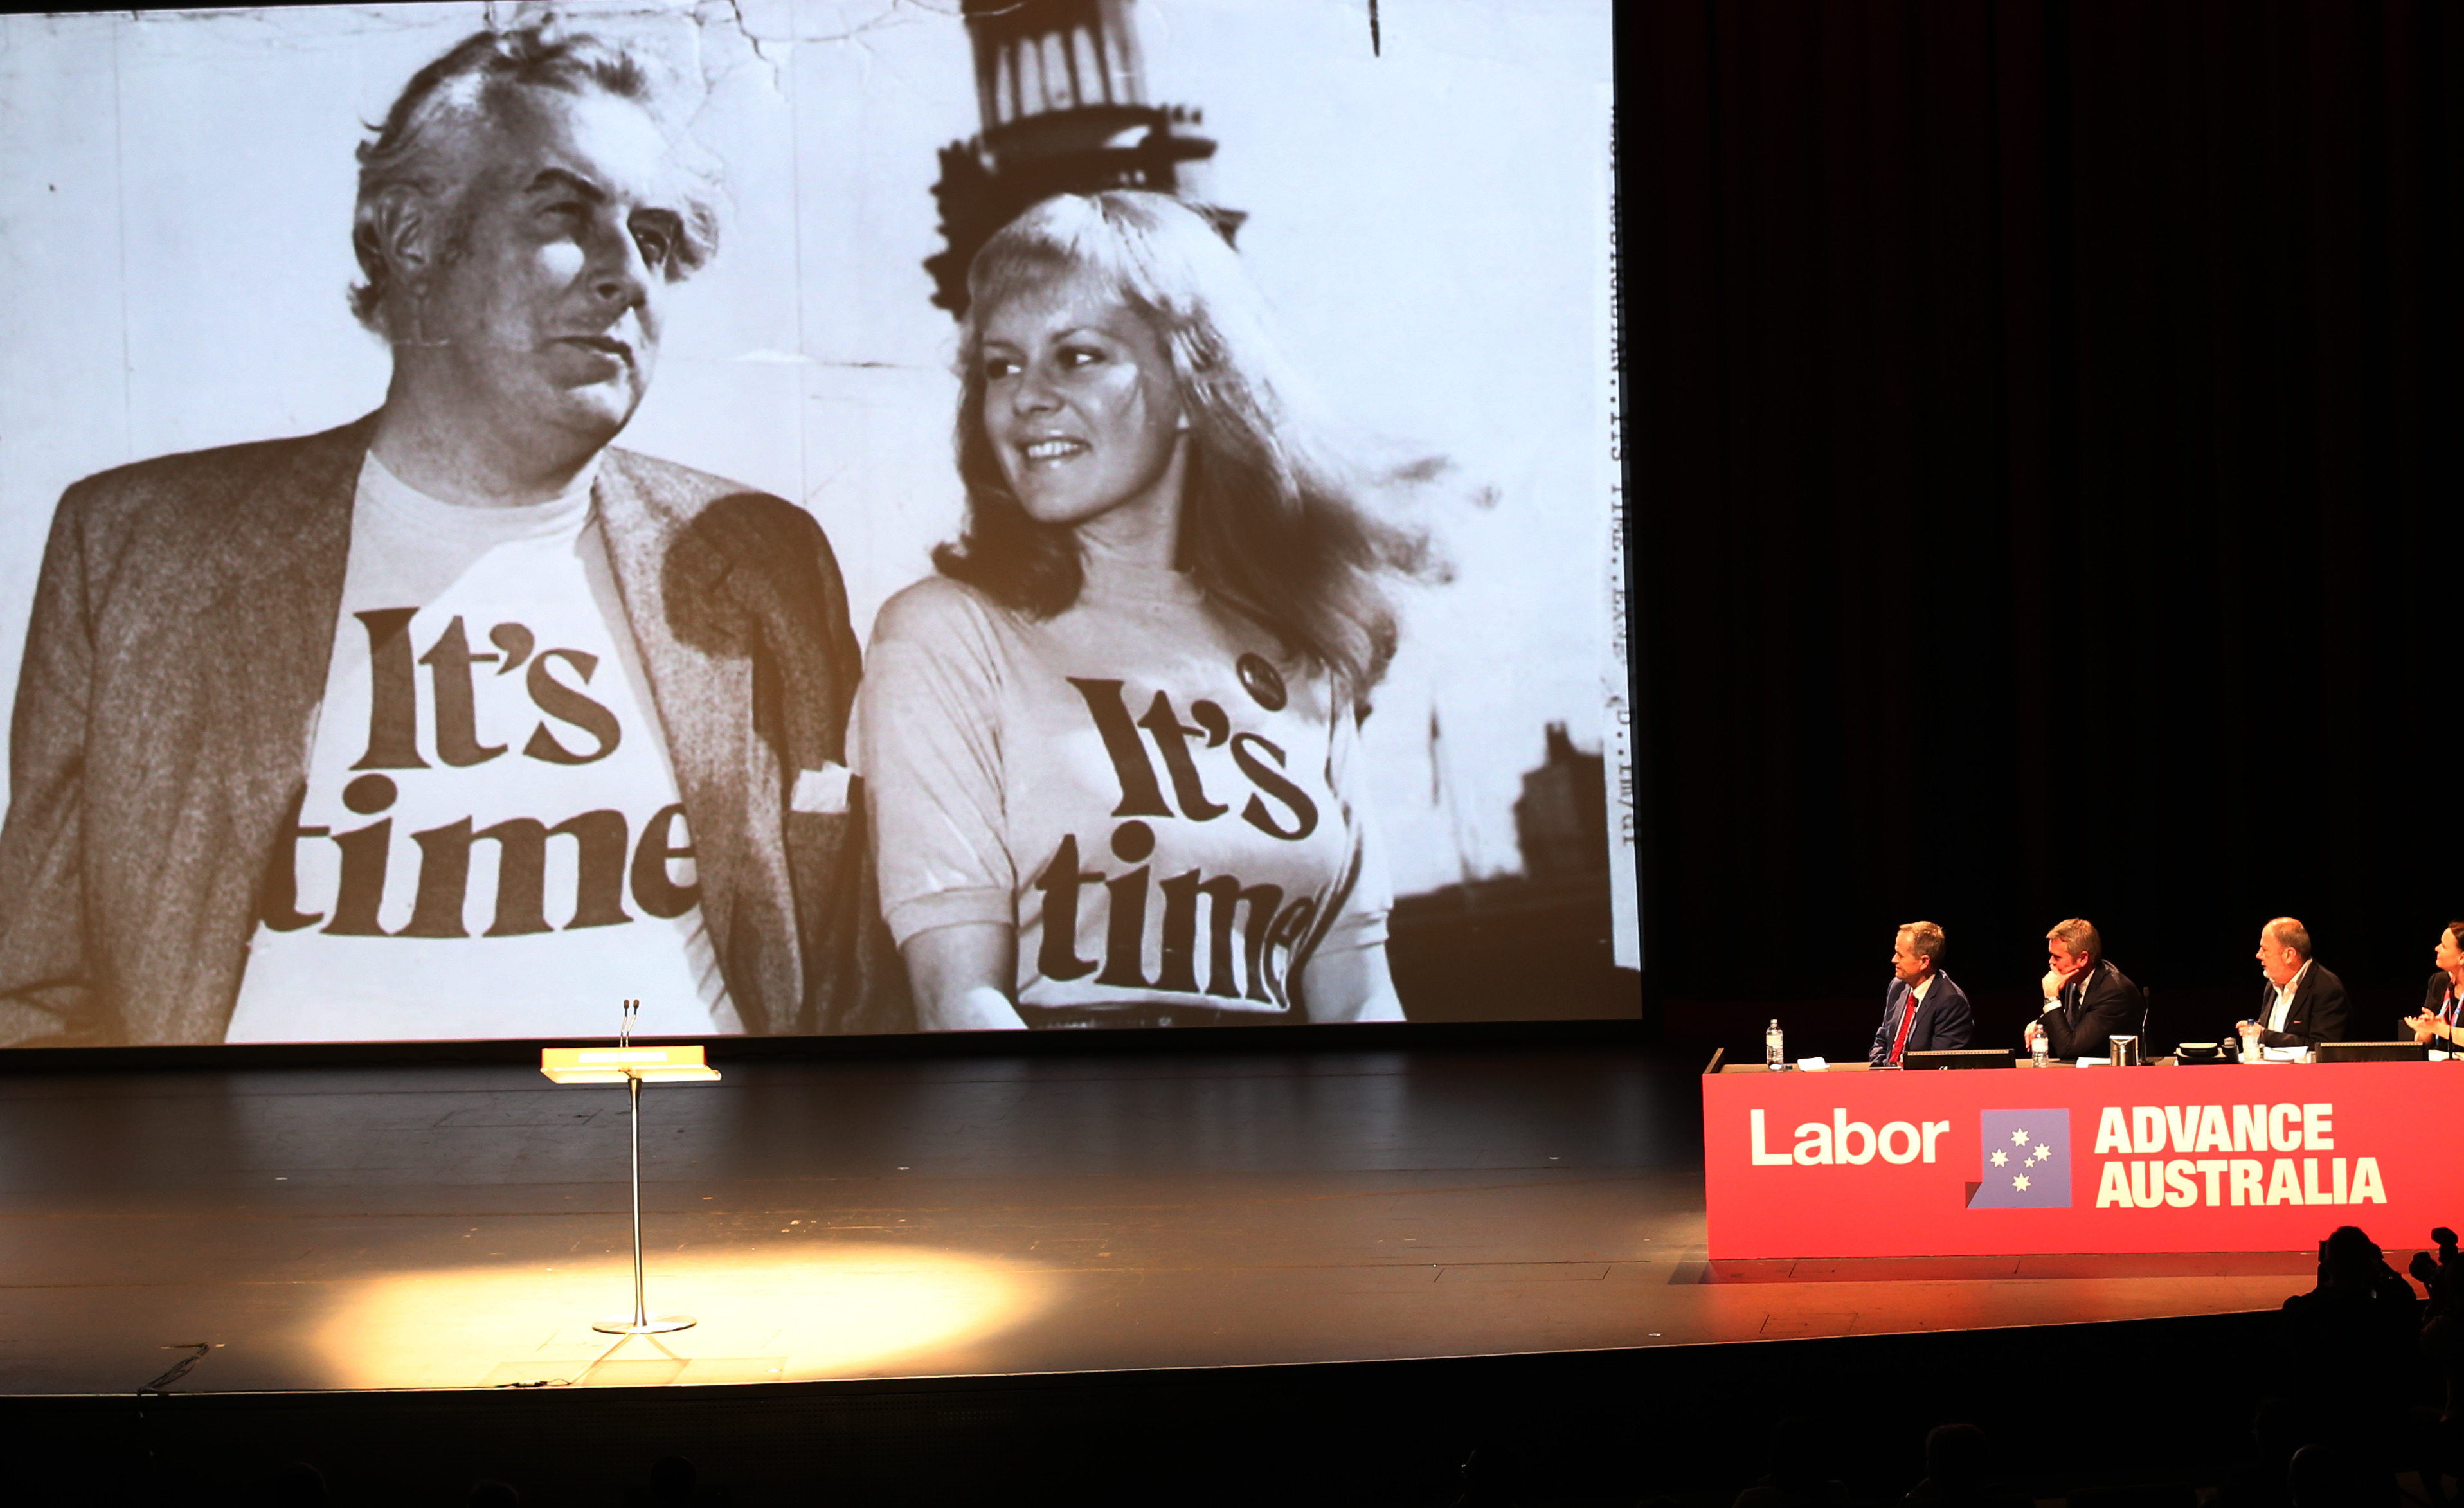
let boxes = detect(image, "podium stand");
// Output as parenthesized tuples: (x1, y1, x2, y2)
(541, 1000, 721, 1335)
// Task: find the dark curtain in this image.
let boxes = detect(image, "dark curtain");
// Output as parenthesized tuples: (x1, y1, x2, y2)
(1632, 2, 2462, 1023)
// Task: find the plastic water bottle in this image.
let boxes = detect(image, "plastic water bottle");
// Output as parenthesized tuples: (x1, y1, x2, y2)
(1765, 1019, 1785, 1070)
(2030, 1022, 2050, 1067)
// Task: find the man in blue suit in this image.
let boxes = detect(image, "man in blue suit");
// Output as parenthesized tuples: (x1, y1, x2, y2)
(1869, 920, 1974, 1066)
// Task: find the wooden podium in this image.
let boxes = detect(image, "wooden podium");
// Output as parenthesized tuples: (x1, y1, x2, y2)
(541, 1001, 721, 1335)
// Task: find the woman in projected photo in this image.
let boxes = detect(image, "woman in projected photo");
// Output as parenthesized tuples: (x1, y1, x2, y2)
(854, 190, 1438, 1030)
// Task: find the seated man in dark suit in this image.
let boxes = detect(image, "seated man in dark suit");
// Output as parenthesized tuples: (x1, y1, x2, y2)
(2026, 917, 2145, 1059)
(1869, 920, 1973, 1066)
(2236, 916, 2350, 1054)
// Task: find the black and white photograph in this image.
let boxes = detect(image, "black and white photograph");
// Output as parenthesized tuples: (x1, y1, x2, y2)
(0, 0, 1626, 1045)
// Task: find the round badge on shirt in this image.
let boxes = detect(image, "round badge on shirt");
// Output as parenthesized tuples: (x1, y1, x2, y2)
(1236, 652, 1286, 711)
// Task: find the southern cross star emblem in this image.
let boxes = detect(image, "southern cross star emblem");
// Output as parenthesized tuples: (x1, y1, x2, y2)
(1968, 1109, 2073, 1209)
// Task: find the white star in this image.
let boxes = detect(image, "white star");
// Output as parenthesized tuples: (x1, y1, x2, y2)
(1991, 1149, 2008, 1167)
(2011, 1129, 2030, 1145)
(2014, 1175, 2031, 1191)
(2031, 1143, 2053, 1162)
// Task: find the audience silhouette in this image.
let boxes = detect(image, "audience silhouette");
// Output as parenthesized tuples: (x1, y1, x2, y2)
(1446, 1442, 1527, 1507)
(2287, 1442, 2398, 1508)
(1901, 1423, 2031, 1508)
(2214, 1397, 2307, 1508)
(1731, 1416, 1851, 1508)
(265, 1459, 327, 1507)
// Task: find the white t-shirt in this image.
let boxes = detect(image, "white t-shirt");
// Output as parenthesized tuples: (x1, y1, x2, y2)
(853, 547, 1389, 1019)
(223, 454, 735, 1042)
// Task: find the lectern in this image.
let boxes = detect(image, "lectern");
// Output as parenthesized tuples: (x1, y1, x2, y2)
(541, 1000, 721, 1335)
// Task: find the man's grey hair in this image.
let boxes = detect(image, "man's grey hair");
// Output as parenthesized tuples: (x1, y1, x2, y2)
(349, 20, 720, 335)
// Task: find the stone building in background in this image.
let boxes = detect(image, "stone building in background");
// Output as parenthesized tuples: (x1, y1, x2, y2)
(925, 0, 1243, 316)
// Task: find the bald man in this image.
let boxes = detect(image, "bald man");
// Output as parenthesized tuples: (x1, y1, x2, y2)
(2236, 917, 2350, 1054)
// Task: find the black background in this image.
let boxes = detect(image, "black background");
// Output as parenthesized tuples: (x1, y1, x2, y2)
(1632, 1, 2462, 1056)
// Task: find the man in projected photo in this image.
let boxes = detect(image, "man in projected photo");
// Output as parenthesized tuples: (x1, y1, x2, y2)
(0, 22, 904, 1046)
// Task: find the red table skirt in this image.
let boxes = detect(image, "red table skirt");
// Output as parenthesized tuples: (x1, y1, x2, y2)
(1701, 1061, 2464, 1259)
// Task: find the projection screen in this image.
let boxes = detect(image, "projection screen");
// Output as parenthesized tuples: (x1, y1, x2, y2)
(0, 0, 1630, 1044)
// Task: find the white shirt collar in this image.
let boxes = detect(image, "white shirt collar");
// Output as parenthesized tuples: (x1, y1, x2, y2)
(2265, 960, 2310, 1035)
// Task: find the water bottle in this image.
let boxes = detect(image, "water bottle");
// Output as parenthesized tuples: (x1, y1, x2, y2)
(2030, 1022, 2050, 1067)
(1765, 1019, 1785, 1070)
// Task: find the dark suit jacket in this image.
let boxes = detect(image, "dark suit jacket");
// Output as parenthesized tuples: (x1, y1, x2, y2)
(2040, 958, 2144, 1059)
(1868, 971, 1974, 1064)
(0, 417, 910, 1045)
(2245, 962, 2350, 1050)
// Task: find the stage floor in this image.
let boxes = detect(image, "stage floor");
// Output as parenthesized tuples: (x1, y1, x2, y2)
(0, 1039, 2330, 1397)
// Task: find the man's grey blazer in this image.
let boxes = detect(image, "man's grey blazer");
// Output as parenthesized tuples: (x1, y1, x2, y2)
(0, 415, 909, 1045)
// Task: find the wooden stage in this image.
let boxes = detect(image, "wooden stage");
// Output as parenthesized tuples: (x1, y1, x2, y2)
(0, 1028, 2359, 1502)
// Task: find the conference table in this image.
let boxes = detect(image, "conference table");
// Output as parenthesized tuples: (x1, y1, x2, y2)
(1701, 1057, 2464, 1259)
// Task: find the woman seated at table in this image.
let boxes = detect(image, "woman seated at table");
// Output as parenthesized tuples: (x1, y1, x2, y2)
(855, 191, 1438, 1030)
(2404, 920, 2464, 1048)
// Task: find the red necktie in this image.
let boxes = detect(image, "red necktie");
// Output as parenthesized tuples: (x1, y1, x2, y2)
(1889, 989, 1921, 1064)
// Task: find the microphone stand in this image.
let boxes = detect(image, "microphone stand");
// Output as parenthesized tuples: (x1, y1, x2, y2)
(595, 999, 696, 1335)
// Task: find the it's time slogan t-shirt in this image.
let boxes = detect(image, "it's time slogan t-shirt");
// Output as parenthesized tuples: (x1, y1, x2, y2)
(854, 548, 1389, 1019)
(223, 454, 735, 1042)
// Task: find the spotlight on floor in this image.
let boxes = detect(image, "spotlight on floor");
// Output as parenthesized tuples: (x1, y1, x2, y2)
(307, 1244, 1048, 1390)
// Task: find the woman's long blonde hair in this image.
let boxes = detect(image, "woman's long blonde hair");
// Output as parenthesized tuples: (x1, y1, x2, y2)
(935, 191, 1435, 704)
